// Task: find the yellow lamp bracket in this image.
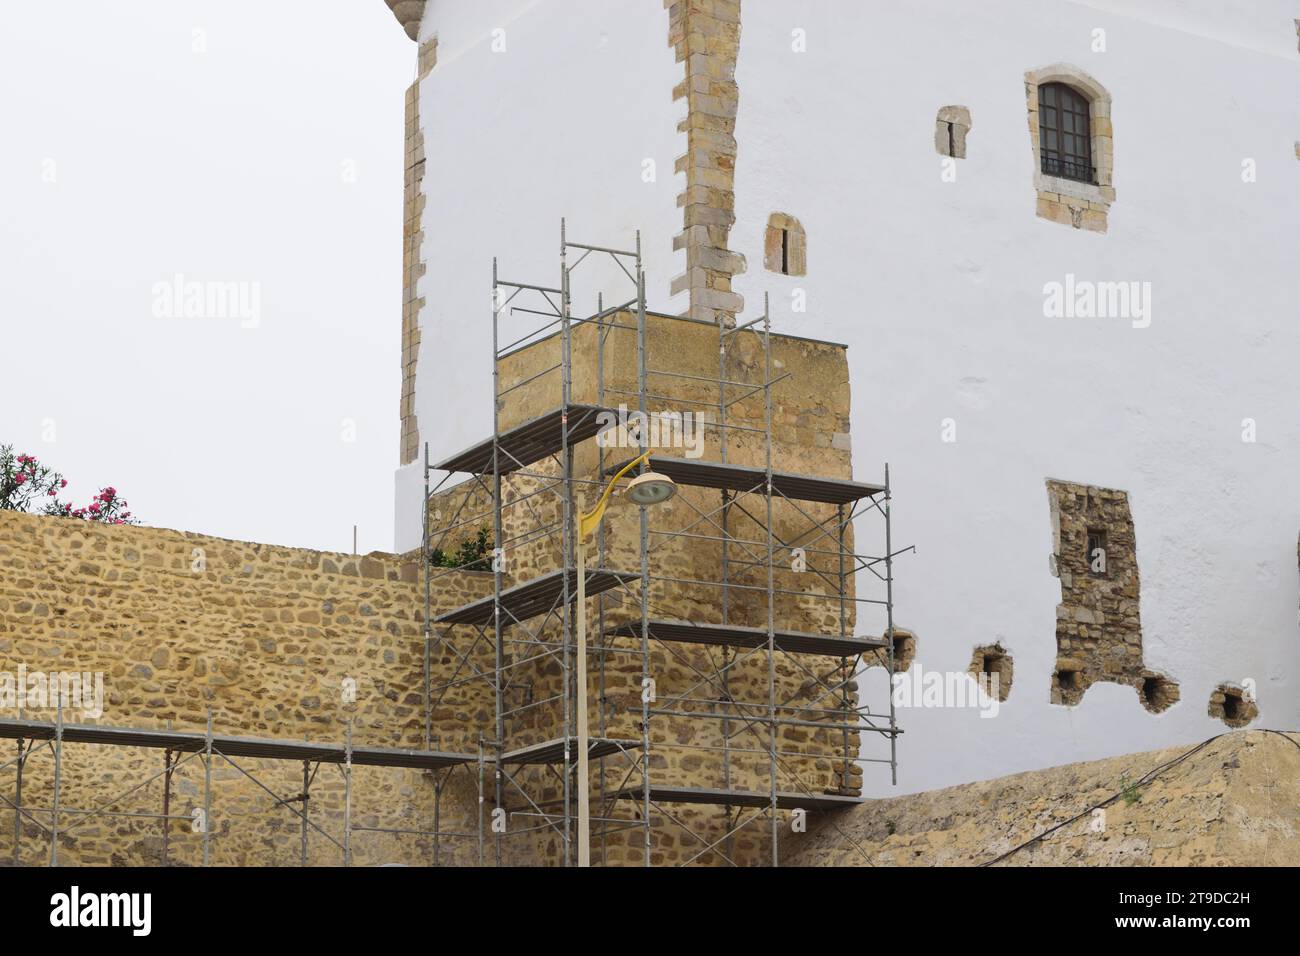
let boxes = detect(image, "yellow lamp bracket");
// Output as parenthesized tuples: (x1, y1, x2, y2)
(579, 449, 651, 538)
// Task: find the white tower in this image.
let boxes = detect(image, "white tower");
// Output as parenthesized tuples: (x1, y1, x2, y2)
(388, 0, 1300, 793)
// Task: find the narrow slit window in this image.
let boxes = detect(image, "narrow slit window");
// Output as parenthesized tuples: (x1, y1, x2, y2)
(935, 106, 971, 159)
(764, 214, 805, 276)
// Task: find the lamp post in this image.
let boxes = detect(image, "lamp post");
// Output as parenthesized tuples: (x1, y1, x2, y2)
(575, 449, 676, 867)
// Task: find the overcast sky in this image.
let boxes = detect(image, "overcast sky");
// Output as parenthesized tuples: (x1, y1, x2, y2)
(1, 1, 412, 553)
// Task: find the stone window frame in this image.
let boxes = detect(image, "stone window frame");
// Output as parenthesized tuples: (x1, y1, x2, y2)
(935, 105, 972, 159)
(968, 642, 1013, 702)
(1025, 64, 1115, 231)
(1086, 527, 1108, 577)
(764, 212, 806, 277)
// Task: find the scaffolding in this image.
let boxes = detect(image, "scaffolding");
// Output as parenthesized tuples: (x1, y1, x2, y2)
(0, 222, 903, 868)
(423, 221, 904, 867)
(0, 708, 480, 866)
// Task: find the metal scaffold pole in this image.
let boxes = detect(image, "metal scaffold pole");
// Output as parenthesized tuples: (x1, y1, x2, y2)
(491, 257, 506, 868)
(885, 463, 899, 786)
(13, 737, 24, 867)
(162, 748, 173, 866)
(838, 505, 851, 791)
(718, 309, 735, 859)
(202, 709, 213, 866)
(763, 295, 779, 867)
(432, 771, 442, 867)
(636, 252, 653, 868)
(343, 718, 353, 867)
(299, 760, 310, 866)
(477, 737, 485, 867)
(49, 703, 62, 866)
(424, 441, 432, 751)
(559, 218, 574, 866)
(595, 291, 610, 866)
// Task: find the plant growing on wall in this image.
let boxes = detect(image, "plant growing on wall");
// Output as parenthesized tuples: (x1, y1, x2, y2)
(429, 525, 493, 571)
(1119, 773, 1142, 806)
(1, 445, 138, 525)
(1, 446, 68, 514)
(48, 487, 137, 525)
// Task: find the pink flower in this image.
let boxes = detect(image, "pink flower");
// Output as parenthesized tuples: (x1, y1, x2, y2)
(60, 479, 67, 488)
(48, 489, 56, 496)
(14, 473, 25, 485)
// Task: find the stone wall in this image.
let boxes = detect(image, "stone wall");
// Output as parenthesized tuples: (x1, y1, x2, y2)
(425, 311, 872, 865)
(0, 312, 873, 867)
(786, 730, 1300, 866)
(1047, 480, 1180, 714)
(384, 0, 426, 41)
(667, 0, 746, 325)
(0, 510, 489, 867)
(400, 38, 437, 465)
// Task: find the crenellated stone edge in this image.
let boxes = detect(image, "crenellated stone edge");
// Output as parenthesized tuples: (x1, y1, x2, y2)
(384, 0, 427, 41)
(666, 0, 747, 327)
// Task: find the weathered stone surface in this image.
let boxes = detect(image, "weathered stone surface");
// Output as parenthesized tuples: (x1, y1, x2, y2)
(1208, 682, 1259, 728)
(934, 105, 971, 159)
(399, 37, 437, 464)
(0, 509, 485, 867)
(1046, 480, 1180, 713)
(786, 730, 1300, 866)
(967, 643, 1012, 702)
(384, 0, 426, 41)
(763, 213, 806, 276)
(666, 0, 746, 325)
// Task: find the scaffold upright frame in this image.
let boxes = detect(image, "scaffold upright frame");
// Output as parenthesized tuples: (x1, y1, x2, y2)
(0, 703, 482, 867)
(424, 220, 904, 867)
(0, 221, 902, 869)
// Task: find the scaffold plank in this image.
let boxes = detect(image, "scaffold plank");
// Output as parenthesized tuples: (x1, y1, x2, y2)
(433, 567, 638, 627)
(0, 718, 474, 770)
(604, 454, 885, 505)
(608, 619, 887, 657)
(501, 737, 639, 766)
(613, 785, 863, 811)
(435, 404, 613, 476)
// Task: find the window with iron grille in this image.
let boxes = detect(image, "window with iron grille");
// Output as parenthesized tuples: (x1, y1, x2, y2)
(1086, 528, 1108, 577)
(1039, 82, 1095, 184)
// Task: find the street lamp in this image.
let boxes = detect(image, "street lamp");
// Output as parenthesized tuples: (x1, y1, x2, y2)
(575, 448, 676, 867)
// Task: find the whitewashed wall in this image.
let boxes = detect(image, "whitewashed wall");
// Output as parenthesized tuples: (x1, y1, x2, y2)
(401, 0, 1300, 794)
(731, 0, 1300, 793)
(395, 0, 686, 548)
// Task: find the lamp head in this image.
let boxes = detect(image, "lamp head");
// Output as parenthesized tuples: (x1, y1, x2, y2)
(624, 471, 677, 507)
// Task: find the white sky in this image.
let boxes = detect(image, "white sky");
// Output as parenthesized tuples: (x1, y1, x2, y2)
(0, 1, 413, 554)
